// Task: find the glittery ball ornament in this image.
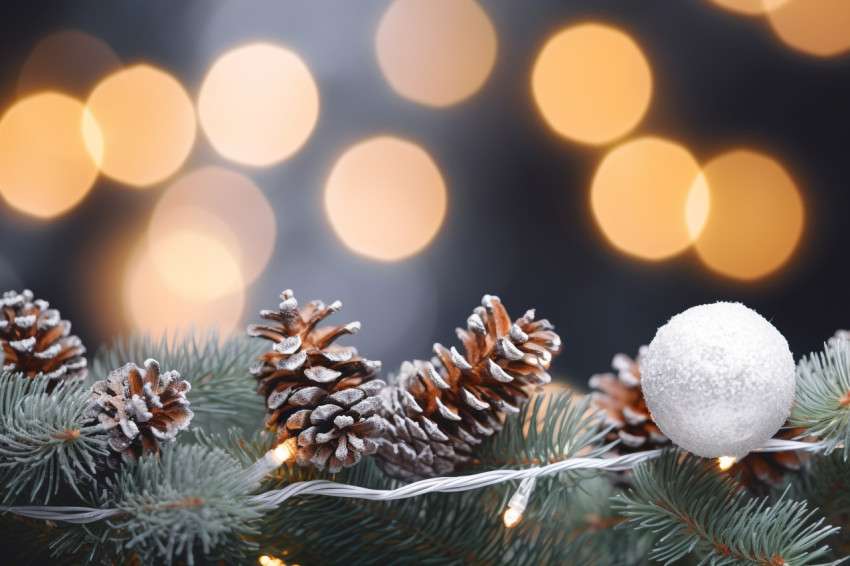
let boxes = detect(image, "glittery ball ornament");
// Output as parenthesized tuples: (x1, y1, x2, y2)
(642, 302, 796, 459)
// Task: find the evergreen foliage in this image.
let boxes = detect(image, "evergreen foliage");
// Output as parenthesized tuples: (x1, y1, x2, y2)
(2, 330, 850, 564)
(614, 449, 843, 565)
(793, 339, 850, 457)
(0, 373, 106, 504)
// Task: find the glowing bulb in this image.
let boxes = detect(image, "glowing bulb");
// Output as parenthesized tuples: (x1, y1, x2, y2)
(503, 507, 522, 528)
(272, 438, 298, 465)
(717, 456, 736, 471)
(259, 556, 271, 566)
(258, 557, 284, 566)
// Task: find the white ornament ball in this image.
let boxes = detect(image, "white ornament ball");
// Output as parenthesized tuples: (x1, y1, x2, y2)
(642, 302, 796, 459)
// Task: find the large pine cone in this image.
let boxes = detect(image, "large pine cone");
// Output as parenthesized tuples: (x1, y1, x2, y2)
(0, 290, 87, 389)
(377, 295, 562, 481)
(87, 358, 193, 467)
(248, 290, 385, 473)
(589, 347, 669, 455)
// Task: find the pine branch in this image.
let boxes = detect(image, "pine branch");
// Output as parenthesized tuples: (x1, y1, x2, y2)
(49, 443, 270, 566)
(613, 449, 843, 565)
(474, 390, 612, 523)
(93, 329, 266, 436)
(0, 373, 107, 504)
(792, 339, 850, 457)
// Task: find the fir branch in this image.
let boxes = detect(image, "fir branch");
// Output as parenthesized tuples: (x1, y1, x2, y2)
(475, 390, 612, 522)
(613, 449, 843, 566)
(792, 340, 850, 457)
(0, 373, 107, 504)
(93, 329, 266, 435)
(73, 443, 270, 566)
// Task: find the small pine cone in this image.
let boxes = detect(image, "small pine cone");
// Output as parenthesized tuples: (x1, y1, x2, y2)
(87, 358, 193, 467)
(727, 425, 809, 495)
(589, 347, 669, 456)
(377, 294, 562, 481)
(248, 290, 386, 473)
(0, 290, 87, 388)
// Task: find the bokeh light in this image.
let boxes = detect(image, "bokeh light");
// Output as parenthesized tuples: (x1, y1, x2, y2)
(86, 64, 196, 187)
(17, 30, 121, 99)
(694, 149, 804, 280)
(149, 228, 243, 301)
(198, 43, 320, 166)
(531, 23, 652, 145)
(706, 0, 789, 15)
(766, 0, 850, 57)
(149, 167, 276, 285)
(0, 92, 102, 218)
(590, 137, 708, 260)
(324, 136, 447, 261)
(124, 243, 244, 338)
(375, 0, 497, 107)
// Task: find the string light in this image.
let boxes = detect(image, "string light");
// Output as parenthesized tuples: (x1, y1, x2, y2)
(258, 556, 284, 566)
(273, 438, 298, 465)
(5, 439, 832, 524)
(717, 456, 736, 471)
(503, 476, 536, 528)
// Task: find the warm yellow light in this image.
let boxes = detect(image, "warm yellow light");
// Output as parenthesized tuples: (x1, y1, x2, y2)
(693, 149, 804, 281)
(767, 0, 850, 57)
(717, 456, 736, 471)
(149, 229, 243, 301)
(258, 556, 284, 566)
(706, 0, 790, 15)
(86, 64, 196, 187)
(198, 43, 319, 166)
(375, 0, 497, 107)
(273, 438, 298, 464)
(123, 244, 244, 338)
(17, 30, 121, 99)
(531, 23, 652, 145)
(0, 92, 102, 219)
(590, 137, 708, 260)
(503, 507, 522, 528)
(324, 136, 447, 261)
(150, 167, 276, 285)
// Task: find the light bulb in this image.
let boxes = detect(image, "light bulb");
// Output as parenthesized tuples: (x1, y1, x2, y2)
(272, 438, 298, 465)
(503, 506, 522, 528)
(717, 456, 736, 471)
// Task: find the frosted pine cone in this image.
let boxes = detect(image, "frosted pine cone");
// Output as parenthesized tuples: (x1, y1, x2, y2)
(726, 424, 808, 495)
(377, 294, 562, 481)
(87, 359, 193, 467)
(589, 347, 669, 455)
(248, 290, 385, 473)
(0, 289, 87, 389)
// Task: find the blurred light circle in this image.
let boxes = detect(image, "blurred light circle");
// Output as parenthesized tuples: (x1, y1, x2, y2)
(532, 23, 652, 145)
(149, 226, 243, 301)
(17, 30, 121, 99)
(767, 0, 850, 57)
(694, 150, 804, 280)
(124, 244, 244, 338)
(324, 136, 447, 261)
(375, 0, 497, 107)
(198, 43, 319, 166)
(590, 137, 708, 260)
(0, 92, 102, 218)
(86, 64, 196, 187)
(706, 0, 790, 15)
(149, 167, 276, 285)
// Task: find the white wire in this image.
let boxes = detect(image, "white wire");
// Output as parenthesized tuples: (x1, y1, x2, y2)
(1, 438, 832, 523)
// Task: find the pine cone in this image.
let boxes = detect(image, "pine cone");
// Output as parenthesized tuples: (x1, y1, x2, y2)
(588, 347, 669, 455)
(0, 289, 87, 388)
(248, 290, 386, 473)
(377, 294, 562, 481)
(87, 358, 193, 467)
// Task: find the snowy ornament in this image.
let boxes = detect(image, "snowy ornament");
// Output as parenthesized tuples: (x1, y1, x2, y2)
(641, 302, 796, 459)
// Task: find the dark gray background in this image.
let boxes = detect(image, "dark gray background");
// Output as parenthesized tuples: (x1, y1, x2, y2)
(1, 0, 848, 387)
